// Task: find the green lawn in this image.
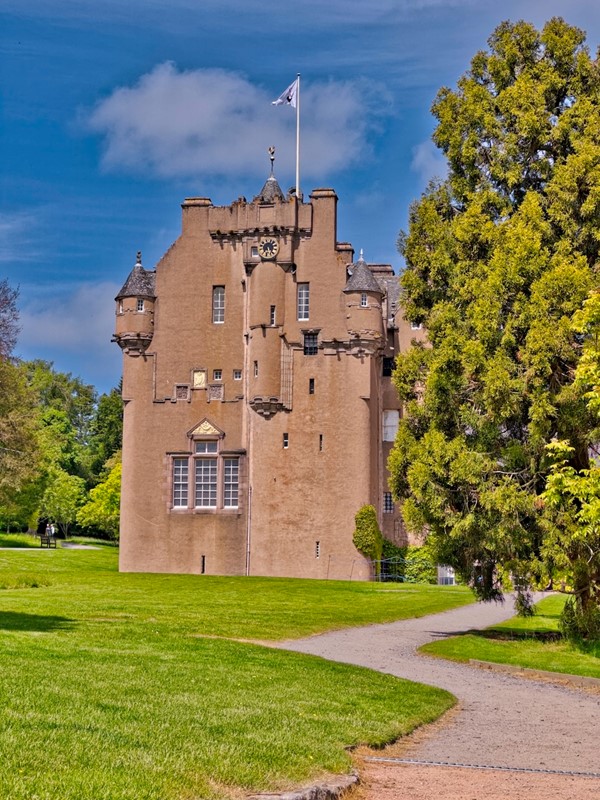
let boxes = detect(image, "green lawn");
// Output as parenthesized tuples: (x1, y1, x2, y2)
(421, 594, 600, 679)
(0, 546, 472, 800)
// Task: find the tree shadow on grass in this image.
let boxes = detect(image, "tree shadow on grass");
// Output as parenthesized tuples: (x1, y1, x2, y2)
(0, 611, 75, 633)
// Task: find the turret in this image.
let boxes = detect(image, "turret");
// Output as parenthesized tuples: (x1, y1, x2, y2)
(343, 251, 385, 340)
(113, 252, 156, 356)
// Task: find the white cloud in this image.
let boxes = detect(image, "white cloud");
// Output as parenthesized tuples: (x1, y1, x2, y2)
(17, 281, 121, 391)
(410, 139, 448, 186)
(85, 64, 390, 182)
(0, 211, 41, 263)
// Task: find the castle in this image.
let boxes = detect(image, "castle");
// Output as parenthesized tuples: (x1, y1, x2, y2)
(114, 173, 424, 579)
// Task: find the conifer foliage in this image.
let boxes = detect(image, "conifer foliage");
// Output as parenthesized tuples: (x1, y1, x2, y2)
(390, 18, 600, 623)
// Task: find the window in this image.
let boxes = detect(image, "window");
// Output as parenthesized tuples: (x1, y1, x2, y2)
(213, 369, 222, 381)
(361, 293, 368, 308)
(172, 440, 239, 512)
(223, 459, 239, 508)
(251, 246, 259, 258)
(233, 369, 242, 381)
(283, 433, 289, 449)
(254, 361, 259, 378)
(212, 286, 225, 323)
(194, 441, 218, 508)
(319, 434, 323, 451)
(309, 378, 315, 394)
(315, 541, 320, 559)
(410, 321, 423, 330)
(303, 333, 318, 356)
(201, 555, 206, 574)
(384, 492, 394, 513)
(118, 300, 123, 314)
(270, 305, 276, 326)
(383, 410, 400, 442)
(383, 357, 395, 377)
(137, 298, 144, 312)
(172, 458, 189, 507)
(297, 283, 309, 320)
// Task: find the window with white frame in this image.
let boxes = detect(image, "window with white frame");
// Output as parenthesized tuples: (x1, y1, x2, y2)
(171, 439, 239, 511)
(223, 459, 239, 507)
(137, 298, 145, 312)
(212, 286, 225, 323)
(172, 458, 189, 507)
(213, 369, 222, 381)
(233, 369, 242, 381)
(361, 293, 368, 308)
(297, 283, 309, 320)
(383, 492, 394, 513)
(383, 410, 400, 441)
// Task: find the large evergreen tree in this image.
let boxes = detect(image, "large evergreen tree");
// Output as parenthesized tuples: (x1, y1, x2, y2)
(389, 18, 600, 617)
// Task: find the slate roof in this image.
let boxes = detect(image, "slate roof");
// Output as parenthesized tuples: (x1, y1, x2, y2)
(116, 253, 156, 299)
(253, 174, 285, 203)
(343, 255, 384, 294)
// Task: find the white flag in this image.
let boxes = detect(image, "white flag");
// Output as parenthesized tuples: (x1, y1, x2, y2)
(272, 78, 298, 109)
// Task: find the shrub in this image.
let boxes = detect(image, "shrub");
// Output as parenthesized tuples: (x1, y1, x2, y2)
(353, 505, 383, 577)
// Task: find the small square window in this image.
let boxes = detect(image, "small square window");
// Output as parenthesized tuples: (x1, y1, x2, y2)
(283, 433, 289, 449)
(233, 370, 242, 381)
(213, 369, 222, 381)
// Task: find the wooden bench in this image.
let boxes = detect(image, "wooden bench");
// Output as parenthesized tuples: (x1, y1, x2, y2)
(39, 533, 57, 548)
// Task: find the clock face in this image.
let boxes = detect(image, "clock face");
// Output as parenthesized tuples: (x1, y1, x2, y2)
(258, 237, 279, 260)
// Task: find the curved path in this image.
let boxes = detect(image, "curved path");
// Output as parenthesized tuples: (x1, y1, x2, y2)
(276, 595, 600, 798)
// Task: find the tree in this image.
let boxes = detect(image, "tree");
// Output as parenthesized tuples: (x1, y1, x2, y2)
(353, 505, 383, 577)
(77, 455, 121, 540)
(389, 19, 600, 613)
(86, 384, 123, 481)
(541, 291, 600, 638)
(40, 469, 86, 537)
(0, 284, 39, 507)
(0, 279, 19, 360)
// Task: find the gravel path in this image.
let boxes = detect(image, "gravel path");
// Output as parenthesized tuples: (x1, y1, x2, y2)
(276, 595, 600, 798)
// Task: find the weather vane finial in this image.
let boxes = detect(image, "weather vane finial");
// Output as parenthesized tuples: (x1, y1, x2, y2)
(268, 145, 275, 175)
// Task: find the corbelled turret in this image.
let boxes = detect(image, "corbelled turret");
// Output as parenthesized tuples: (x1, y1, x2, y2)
(113, 252, 156, 356)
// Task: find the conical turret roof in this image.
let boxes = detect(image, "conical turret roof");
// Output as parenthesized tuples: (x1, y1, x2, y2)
(254, 174, 285, 203)
(343, 251, 383, 294)
(116, 252, 156, 300)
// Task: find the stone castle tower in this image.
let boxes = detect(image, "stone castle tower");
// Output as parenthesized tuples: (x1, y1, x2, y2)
(114, 173, 423, 579)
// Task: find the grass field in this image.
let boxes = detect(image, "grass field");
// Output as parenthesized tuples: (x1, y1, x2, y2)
(0, 544, 472, 800)
(421, 594, 600, 679)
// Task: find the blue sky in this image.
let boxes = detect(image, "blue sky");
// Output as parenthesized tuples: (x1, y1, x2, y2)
(2, 1, 600, 394)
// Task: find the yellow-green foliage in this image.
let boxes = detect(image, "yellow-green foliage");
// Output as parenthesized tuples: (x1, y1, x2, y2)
(353, 505, 383, 574)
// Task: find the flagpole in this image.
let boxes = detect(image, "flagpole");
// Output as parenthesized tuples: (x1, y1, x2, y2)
(295, 73, 300, 198)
